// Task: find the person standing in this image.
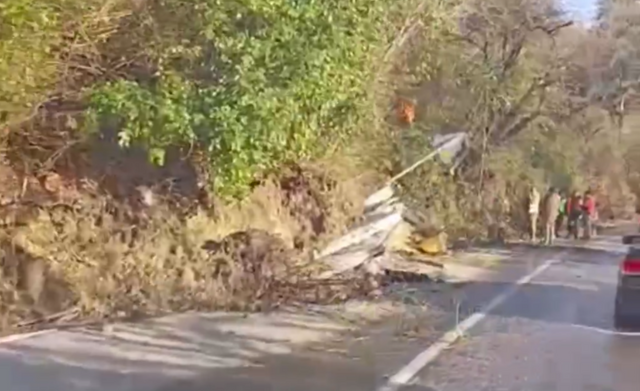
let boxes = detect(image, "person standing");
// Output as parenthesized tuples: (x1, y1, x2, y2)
(528, 185, 541, 242)
(543, 187, 561, 245)
(567, 191, 582, 239)
(555, 192, 567, 238)
(592, 202, 599, 237)
(583, 190, 596, 240)
(565, 191, 573, 237)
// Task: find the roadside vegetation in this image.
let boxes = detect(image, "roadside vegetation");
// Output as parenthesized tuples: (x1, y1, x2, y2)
(0, 0, 638, 331)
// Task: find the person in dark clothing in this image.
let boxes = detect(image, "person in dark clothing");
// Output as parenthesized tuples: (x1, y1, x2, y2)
(567, 192, 583, 239)
(555, 192, 567, 238)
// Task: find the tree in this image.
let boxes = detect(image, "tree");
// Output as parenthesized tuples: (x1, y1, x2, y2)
(416, 0, 574, 181)
(86, 0, 410, 198)
(591, 0, 640, 138)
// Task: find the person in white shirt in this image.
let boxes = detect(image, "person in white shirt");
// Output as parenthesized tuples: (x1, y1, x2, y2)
(528, 185, 540, 242)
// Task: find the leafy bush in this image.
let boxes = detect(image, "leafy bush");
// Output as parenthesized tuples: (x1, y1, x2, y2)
(87, 0, 402, 198)
(0, 1, 61, 126)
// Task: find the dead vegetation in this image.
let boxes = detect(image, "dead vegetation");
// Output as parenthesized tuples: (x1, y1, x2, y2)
(0, 161, 376, 332)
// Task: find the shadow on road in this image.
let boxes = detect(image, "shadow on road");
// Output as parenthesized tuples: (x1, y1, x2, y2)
(0, 311, 378, 391)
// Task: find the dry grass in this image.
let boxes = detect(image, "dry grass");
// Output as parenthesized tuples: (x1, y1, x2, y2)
(0, 157, 380, 332)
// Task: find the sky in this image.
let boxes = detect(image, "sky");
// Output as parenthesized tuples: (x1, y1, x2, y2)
(561, 0, 598, 22)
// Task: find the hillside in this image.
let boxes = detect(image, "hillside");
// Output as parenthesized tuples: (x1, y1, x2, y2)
(0, 0, 638, 331)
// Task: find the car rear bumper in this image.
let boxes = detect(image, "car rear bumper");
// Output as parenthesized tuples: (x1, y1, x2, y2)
(616, 277, 640, 317)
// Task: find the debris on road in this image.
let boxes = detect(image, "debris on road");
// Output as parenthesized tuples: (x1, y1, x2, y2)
(315, 183, 450, 288)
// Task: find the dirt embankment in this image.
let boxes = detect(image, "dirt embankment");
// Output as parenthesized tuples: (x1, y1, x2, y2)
(0, 153, 379, 333)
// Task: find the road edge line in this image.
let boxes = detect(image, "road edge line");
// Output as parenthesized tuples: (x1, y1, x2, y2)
(0, 329, 58, 345)
(378, 257, 560, 391)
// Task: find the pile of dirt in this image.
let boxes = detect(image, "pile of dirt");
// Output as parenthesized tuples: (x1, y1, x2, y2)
(201, 228, 373, 311)
(201, 229, 294, 307)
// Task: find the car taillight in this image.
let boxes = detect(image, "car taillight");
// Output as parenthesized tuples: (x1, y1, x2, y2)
(622, 259, 640, 274)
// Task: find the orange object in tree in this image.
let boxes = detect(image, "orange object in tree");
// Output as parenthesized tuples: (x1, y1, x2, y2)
(397, 98, 416, 125)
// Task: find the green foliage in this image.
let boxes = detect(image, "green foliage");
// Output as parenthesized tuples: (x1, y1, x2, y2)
(87, 0, 400, 198)
(88, 73, 196, 167)
(0, 1, 62, 125)
(0, 0, 130, 128)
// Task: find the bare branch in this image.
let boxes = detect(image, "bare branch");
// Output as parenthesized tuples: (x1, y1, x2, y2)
(531, 20, 574, 36)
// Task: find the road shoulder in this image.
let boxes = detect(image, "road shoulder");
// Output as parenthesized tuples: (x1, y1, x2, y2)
(0, 244, 559, 391)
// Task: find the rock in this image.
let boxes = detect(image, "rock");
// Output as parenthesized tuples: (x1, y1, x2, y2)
(414, 231, 448, 255)
(135, 185, 155, 207)
(386, 220, 448, 256)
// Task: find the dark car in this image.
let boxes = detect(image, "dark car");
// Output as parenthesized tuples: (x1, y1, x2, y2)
(614, 235, 640, 328)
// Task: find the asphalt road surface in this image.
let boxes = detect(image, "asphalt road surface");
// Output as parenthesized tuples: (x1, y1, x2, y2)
(157, 234, 637, 391)
(3, 234, 632, 391)
(402, 235, 639, 391)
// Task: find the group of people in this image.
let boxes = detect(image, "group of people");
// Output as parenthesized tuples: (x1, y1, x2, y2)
(528, 186, 598, 245)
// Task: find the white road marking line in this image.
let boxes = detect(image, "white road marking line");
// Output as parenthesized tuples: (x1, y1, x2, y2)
(378, 258, 560, 391)
(570, 324, 640, 336)
(0, 329, 57, 345)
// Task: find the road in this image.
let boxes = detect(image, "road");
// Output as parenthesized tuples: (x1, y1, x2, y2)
(155, 235, 637, 391)
(0, 234, 637, 391)
(402, 236, 640, 391)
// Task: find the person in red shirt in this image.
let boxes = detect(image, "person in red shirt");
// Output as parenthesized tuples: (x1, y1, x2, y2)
(582, 190, 596, 239)
(566, 191, 582, 239)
